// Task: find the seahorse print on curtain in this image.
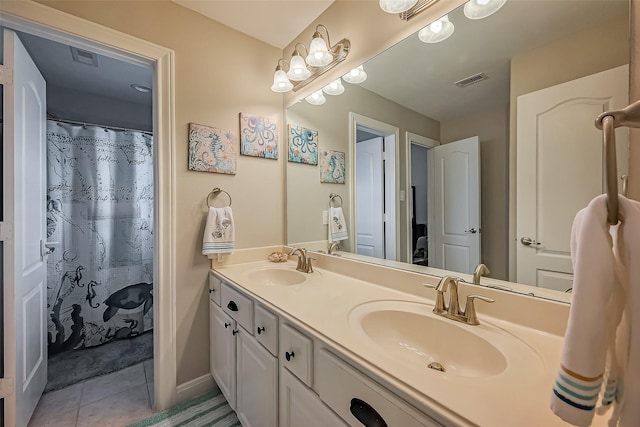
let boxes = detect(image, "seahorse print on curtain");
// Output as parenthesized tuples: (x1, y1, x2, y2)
(46, 121, 154, 353)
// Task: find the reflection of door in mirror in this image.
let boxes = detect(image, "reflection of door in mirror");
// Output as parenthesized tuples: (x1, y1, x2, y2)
(431, 137, 481, 275)
(516, 65, 629, 291)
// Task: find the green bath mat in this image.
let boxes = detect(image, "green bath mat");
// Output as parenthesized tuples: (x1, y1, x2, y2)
(128, 388, 241, 427)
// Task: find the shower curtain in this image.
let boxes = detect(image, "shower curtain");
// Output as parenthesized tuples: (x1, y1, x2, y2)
(45, 120, 154, 354)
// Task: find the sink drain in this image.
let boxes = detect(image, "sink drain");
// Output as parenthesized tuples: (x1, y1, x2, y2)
(428, 362, 445, 372)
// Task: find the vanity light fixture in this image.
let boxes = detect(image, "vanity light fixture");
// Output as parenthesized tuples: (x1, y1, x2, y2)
(379, 0, 418, 14)
(271, 59, 294, 93)
(287, 43, 312, 81)
(342, 65, 368, 84)
(418, 15, 455, 44)
(305, 90, 326, 105)
(270, 24, 350, 93)
(322, 78, 345, 96)
(463, 0, 507, 20)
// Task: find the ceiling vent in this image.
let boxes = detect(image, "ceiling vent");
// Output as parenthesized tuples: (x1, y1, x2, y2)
(455, 72, 488, 88)
(70, 47, 98, 67)
(399, 0, 439, 21)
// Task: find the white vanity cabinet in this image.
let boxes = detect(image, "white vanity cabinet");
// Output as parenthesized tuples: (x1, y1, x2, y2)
(209, 274, 278, 427)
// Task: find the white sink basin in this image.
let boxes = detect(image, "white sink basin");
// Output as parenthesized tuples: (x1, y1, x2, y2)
(247, 268, 307, 286)
(349, 300, 543, 379)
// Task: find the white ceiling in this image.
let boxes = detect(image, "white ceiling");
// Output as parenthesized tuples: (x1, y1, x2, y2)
(172, 0, 335, 49)
(359, 0, 629, 122)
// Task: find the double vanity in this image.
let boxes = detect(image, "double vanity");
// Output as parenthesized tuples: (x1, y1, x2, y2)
(207, 246, 602, 427)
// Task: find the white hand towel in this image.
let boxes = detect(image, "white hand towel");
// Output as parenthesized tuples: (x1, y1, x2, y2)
(550, 195, 629, 426)
(202, 206, 235, 256)
(329, 206, 348, 242)
(550, 195, 618, 425)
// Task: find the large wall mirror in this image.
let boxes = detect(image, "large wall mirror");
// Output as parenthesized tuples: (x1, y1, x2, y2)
(286, 0, 630, 300)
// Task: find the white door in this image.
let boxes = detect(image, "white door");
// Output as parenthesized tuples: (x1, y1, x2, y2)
(356, 137, 384, 259)
(430, 137, 481, 274)
(516, 65, 629, 290)
(236, 331, 277, 427)
(3, 29, 48, 427)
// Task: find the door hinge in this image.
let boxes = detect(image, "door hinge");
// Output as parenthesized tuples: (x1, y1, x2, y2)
(0, 222, 14, 241)
(0, 65, 13, 85)
(0, 377, 15, 398)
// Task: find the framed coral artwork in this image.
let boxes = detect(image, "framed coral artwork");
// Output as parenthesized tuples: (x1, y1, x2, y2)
(188, 123, 237, 174)
(320, 150, 345, 184)
(288, 124, 318, 165)
(240, 113, 278, 159)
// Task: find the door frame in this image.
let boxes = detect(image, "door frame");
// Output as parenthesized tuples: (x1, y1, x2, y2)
(404, 132, 439, 264)
(0, 1, 177, 418)
(349, 113, 400, 260)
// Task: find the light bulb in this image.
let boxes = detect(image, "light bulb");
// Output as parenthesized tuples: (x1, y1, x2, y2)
(305, 90, 326, 105)
(343, 65, 368, 84)
(270, 68, 293, 93)
(464, 0, 507, 20)
(418, 15, 454, 44)
(322, 78, 345, 96)
(379, 0, 418, 13)
(477, 0, 490, 4)
(430, 20, 443, 33)
(287, 53, 311, 81)
(306, 36, 333, 67)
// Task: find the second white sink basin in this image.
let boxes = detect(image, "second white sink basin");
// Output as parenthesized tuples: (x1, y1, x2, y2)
(349, 300, 543, 379)
(247, 268, 307, 286)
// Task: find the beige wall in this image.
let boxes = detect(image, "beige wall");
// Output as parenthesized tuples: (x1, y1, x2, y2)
(441, 104, 509, 280)
(35, 0, 285, 384)
(631, 0, 640, 201)
(286, 84, 438, 260)
(507, 14, 630, 279)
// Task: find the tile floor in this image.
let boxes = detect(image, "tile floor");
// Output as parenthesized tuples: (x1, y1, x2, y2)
(28, 359, 154, 427)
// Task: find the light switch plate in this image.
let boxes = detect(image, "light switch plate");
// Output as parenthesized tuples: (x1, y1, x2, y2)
(322, 210, 329, 225)
(399, 190, 406, 202)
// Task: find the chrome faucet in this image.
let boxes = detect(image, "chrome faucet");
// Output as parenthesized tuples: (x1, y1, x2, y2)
(472, 263, 490, 285)
(429, 275, 495, 325)
(289, 248, 315, 273)
(328, 242, 341, 255)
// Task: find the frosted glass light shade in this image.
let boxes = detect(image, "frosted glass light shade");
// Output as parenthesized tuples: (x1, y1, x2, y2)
(305, 90, 326, 105)
(342, 65, 368, 84)
(271, 69, 293, 93)
(287, 54, 311, 81)
(418, 15, 455, 44)
(379, 0, 418, 13)
(306, 36, 333, 67)
(464, 0, 507, 20)
(322, 79, 345, 96)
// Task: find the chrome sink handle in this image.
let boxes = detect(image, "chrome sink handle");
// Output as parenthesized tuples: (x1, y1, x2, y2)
(305, 257, 316, 273)
(464, 294, 495, 325)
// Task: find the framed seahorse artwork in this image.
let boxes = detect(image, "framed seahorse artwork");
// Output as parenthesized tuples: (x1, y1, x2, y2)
(320, 150, 346, 184)
(239, 113, 279, 159)
(288, 124, 318, 165)
(188, 122, 237, 174)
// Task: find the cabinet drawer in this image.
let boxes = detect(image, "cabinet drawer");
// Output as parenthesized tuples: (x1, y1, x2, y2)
(280, 323, 313, 387)
(255, 304, 278, 356)
(316, 349, 441, 427)
(208, 272, 221, 306)
(221, 282, 254, 333)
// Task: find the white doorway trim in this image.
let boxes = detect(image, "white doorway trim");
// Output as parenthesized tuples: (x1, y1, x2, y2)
(404, 132, 439, 264)
(348, 113, 400, 260)
(1, 1, 177, 418)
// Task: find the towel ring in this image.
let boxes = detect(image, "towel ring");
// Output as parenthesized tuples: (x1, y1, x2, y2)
(329, 193, 343, 207)
(207, 188, 232, 208)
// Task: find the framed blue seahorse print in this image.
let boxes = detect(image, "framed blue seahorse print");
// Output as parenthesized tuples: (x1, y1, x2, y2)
(188, 122, 237, 174)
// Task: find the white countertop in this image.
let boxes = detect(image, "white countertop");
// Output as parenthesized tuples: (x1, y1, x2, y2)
(212, 256, 603, 427)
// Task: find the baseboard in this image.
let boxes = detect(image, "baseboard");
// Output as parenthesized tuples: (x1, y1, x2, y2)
(176, 373, 219, 404)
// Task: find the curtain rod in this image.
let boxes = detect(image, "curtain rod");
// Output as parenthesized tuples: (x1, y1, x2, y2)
(47, 117, 153, 136)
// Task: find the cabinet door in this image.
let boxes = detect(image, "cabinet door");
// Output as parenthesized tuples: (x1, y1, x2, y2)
(236, 330, 278, 427)
(280, 368, 347, 427)
(210, 301, 237, 409)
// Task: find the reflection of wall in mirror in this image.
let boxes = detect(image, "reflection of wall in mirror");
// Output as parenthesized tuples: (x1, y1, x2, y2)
(286, 84, 438, 254)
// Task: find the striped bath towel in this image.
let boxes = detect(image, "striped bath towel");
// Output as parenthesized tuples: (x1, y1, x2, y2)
(202, 206, 235, 257)
(550, 195, 631, 426)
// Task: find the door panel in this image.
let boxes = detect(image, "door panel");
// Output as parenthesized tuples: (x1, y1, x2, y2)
(516, 65, 629, 290)
(431, 137, 480, 274)
(356, 137, 384, 259)
(4, 29, 48, 427)
(210, 302, 236, 409)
